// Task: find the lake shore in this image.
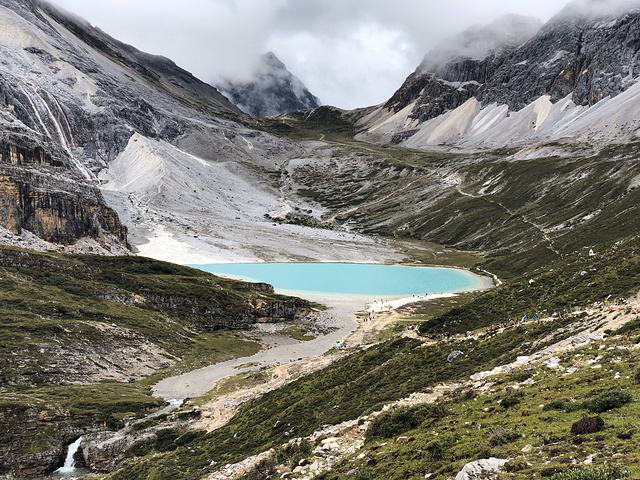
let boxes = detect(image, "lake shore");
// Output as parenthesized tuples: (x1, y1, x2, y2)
(152, 268, 494, 402)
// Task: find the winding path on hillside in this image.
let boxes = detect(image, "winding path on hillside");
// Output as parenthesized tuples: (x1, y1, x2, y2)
(455, 182, 560, 255)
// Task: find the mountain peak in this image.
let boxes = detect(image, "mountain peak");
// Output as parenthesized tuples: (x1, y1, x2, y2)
(217, 52, 321, 118)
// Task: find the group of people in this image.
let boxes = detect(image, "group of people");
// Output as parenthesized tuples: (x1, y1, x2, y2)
(487, 314, 539, 334)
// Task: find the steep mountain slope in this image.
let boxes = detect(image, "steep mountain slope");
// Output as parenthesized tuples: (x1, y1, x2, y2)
(0, 0, 404, 263)
(217, 52, 321, 117)
(357, 3, 640, 149)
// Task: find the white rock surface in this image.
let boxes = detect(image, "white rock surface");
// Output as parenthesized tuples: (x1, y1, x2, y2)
(455, 457, 508, 480)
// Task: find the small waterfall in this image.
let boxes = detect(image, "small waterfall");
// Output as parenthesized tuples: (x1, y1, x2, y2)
(54, 437, 82, 474)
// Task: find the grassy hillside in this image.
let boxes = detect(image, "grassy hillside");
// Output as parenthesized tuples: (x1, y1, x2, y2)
(0, 247, 310, 476)
(94, 116, 640, 480)
(317, 325, 640, 480)
(260, 110, 640, 276)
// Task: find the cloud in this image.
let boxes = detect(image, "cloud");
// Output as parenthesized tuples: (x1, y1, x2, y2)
(48, 0, 580, 109)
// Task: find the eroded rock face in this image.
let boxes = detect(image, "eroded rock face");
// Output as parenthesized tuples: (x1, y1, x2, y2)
(0, 135, 127, 247)
(0, 405, 92, 478)
(478, 7, 640, 110)
(361, 6, 640, 148)
(381, 15, 542, 129)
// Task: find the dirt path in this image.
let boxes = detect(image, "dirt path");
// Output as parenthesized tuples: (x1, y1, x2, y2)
(193, 355, 340, 432)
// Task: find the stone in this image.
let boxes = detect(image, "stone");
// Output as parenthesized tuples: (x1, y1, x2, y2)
(571, 416, 605, 435)
(455, 458, 508, 480)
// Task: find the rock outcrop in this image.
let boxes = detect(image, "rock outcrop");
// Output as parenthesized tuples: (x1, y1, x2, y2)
(477, 4, 640, 110)
(454, 457, 509, 480)
(0, 134, 127, 247)
(217, 52, 321, 117)
(0, 405, 97, 477)
(379, 15, 542, 131)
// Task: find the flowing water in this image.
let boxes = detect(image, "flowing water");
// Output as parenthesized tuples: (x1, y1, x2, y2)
(52, 437, 82, 475)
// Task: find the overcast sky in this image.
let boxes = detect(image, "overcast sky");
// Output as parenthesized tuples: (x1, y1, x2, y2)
(50, 0, 567, 109)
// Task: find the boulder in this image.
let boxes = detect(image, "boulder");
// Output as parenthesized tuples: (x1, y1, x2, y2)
(571, 416, 604, 435)
(455, 457, 508, 480)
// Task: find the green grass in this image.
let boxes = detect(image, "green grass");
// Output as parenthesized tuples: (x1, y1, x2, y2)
(313, 336, 640, 480)
(419, 235, 640, 336)
(279, 325, 318, 341)
(0, 246, 309, 474)
(109, 313, 586, 480)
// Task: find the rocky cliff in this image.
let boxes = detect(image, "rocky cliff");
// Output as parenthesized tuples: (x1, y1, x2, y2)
(357, 4, 640, 149)
(217, 52, 321, 117)
(0, 134, 127, 247)
(0, 0, 303, 254)
(477, 3, 640, 110)
(374, 14, 542, 140)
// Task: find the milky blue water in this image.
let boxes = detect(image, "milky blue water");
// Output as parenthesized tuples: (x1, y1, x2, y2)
(189, 263, 486, 297)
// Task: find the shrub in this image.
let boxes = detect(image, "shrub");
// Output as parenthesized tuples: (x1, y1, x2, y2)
(549, 463, 628, 480)
(426, 439, 444, 461)
(509, 369, 536, 382)
(548, 390, 632, 413)
(175, 430, 205, 447)
(582, 390, 632, 413)
(488, 428, 521, 447)
(612, 317, 640, 335)
(366, 403, 451, 440)
(543, 399, 568, 411)
(505, 460, 528, 472)
(154, 429, 179, 452)
(275, 438, 313, 469)
(501, 390, 525, 409)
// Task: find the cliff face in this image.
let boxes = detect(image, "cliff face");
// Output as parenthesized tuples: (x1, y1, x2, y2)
(0, 0, 295, 253)
(381, 15, 542, 126)
(477, 6, 640, 110)
(358, 5, 640, 149)
(0, 135, 127, 247)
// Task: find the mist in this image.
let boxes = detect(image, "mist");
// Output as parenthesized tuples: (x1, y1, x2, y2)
(46, 0, 627, 109)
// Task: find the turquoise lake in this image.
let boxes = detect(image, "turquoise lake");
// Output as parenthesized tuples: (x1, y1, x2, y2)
(189, 263, 487, 297)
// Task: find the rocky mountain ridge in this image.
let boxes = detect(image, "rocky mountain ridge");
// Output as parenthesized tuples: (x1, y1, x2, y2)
(217, 52, 321, 118)
(356, 4, 640, 150)
(0, 0, 398, 264)
(0, 0, 302, 254)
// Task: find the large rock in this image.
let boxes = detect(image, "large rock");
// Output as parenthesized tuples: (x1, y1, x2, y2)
(0, 135, 127, 248)
(455, 458, 509, 480)
(571, 416, 605, 435)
